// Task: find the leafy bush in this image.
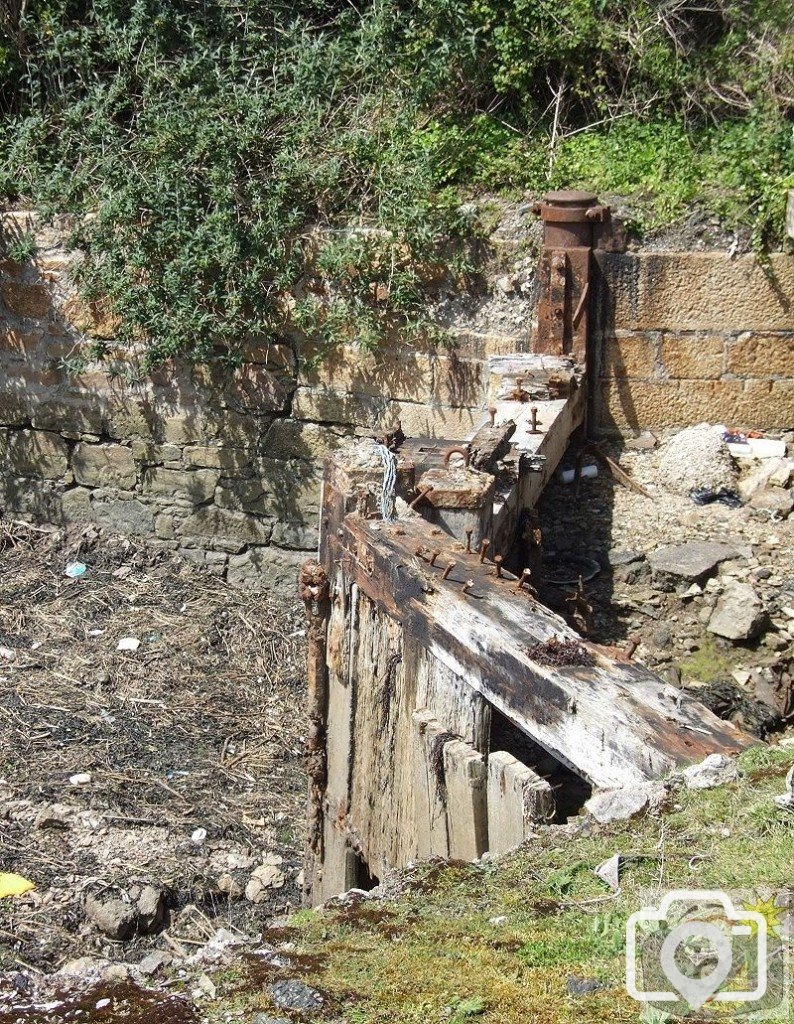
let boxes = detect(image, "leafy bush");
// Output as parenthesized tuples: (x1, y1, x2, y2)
(1, 1, 791, 370)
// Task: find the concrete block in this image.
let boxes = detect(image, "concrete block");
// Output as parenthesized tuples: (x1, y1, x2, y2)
(181, 505, 273, 546)
(141, 466, 219, 503)
(595, 252, 794, 333)
(600, 333, 658, 378)
(727, 332, 794, 378)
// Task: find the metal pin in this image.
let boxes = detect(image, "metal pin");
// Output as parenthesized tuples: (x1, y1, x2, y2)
(461, 579, 474, 595)
(528, 407, 542, 434)
(516, 568, 533, 591)
(488, 405, 497, 427)
(625, 636, 640, 660)
(409, 484, 434, 510)
(478, 538, 490, 563)
(465, 528, 473, 553)
(429, 550, 440, 566)
(494, 555, 503, 578)
(442, 561, 456, 580)
(414, 546, 425, 559)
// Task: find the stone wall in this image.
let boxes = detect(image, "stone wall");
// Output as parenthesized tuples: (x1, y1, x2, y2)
(0, 212, 504, 587)
(1, 209, 793, 585)
(593, 250, 794, 434)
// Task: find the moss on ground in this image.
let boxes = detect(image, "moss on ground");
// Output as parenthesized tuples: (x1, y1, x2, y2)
(205, 745, 794, 1023)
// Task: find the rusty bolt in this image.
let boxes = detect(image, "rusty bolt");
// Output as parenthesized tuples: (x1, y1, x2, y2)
(409, 484, 434, 510)
(429, 550, 441, 566)
(528, 407, 542, 434)
(625, 636, 641, 660)
(465, 528, 473, 553)
(478, 538, 490, 563)
(516, 568, 533, 591)
(461, 579, 474, 596)
(442, 561, 456, 580)
(494, 555, 503, 578)
(488, 405, 497, 427)
(414, 546, 425, 559)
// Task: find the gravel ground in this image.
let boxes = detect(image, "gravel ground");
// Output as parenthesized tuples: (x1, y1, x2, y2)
(538, 431, 794, 735)
(0, 523, 307, 978)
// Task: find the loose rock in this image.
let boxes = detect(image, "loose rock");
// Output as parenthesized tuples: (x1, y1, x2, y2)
(707, 581, 767, 641)
(648, 542, 738, 586)
(84, 896, 136, 941)
(680, 753, 739, 790)
(584, 783, 666, 824)
(268, 979, 324, 1013)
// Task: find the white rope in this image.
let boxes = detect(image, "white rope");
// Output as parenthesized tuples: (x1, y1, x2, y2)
(375, 443, 397, 522)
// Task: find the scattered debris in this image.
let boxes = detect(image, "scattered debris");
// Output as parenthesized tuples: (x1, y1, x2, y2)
(0, 873, 35, 899)
(727, 437, 786, 460)
(654, 423, 737, 496)
(268, 979, 324, 1012)
(594, 853, 622, 891)
(116, 636, 141, 652)
(566, 975, 604, 997)
(774, 766, 794, 811)
(527, 636, 595, 667)
(689, 487, 742, 508)
(65, 561, 87, 578)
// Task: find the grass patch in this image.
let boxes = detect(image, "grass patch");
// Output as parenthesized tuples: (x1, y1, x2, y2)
(205, 745, 793, 1023)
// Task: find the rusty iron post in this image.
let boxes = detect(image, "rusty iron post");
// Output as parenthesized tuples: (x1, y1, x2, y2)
(533, 190, 608, 366)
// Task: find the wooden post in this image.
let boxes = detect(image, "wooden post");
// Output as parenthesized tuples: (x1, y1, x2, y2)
(486, 751, 555, 855)
(300, 559, 331, 903)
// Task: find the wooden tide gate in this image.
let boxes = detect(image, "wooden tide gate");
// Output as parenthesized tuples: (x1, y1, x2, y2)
(300, 351, 753, 904)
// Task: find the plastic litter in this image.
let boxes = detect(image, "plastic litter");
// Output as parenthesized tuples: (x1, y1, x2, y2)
(117, 637, 141, 652)
(69, 773, 92, 786)
(727, 438, 786, 460)
(689, 487, 742, 508)
(65, 562, 87, 578)
(0, 872, 35, 899)
(560, 465, 598, 484)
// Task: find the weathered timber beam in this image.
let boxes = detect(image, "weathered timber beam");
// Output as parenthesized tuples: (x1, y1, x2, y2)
(328, 516, 754, 789)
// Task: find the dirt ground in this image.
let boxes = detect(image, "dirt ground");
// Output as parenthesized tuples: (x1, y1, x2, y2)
(0, 522, 307, 978)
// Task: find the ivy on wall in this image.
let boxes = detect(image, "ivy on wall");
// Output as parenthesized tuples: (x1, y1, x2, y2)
(1, 1, 791, 371)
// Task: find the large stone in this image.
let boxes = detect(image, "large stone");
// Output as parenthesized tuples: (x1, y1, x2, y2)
(648, 542, 738, 586)
(61, 486, 93, 522)
(4, 428, 70, 479)
(708, 581, 767, 641)
(654, 423, 737, 497)
(748, 487, 793, 517)
(271, 521, 318, 550)
(181, 506, 273, 546)
(585, 783, 667, 824)
(262, 420, 351, 460)
(92, 498, 154, 535)
(85, 896, 136, 942)
(226, 546, 304, 592)
(738, 458, 793, 501)
(183, 445, 250, 472)
(72, 443, 137, 489)
(679, 753, 739, 790)
(142, 467, 219, 503)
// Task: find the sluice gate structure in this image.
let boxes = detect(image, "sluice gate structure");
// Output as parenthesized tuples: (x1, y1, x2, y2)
(300, 193, 755, 903)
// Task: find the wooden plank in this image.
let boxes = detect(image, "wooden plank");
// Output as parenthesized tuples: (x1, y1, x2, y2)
(444, 740, 488, 860)
(486, 750, 555, 855)
(330, 516, 755, 790)
(412, 710, 450, 859)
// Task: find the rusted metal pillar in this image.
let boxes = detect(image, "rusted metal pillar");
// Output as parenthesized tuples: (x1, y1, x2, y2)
(533, 190, 608, 366)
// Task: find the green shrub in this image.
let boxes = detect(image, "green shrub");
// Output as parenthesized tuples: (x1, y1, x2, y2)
(1, 1, 791, 371)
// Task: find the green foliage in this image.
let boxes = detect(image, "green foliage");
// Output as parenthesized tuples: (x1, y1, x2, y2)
(1, 1, 791, 370)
